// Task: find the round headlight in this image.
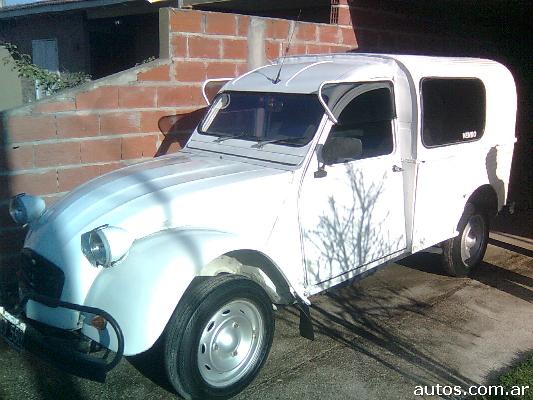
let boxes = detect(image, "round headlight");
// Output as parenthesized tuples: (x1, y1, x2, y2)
(81, 226, 134, 268)
(88, 230, 108, 266)
(9, 193, 46, 225)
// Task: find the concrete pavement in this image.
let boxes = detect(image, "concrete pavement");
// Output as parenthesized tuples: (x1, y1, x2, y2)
(0, 213, 531, 400)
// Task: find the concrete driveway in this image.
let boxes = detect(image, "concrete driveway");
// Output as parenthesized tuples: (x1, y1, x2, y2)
(0, 213, 532, 400)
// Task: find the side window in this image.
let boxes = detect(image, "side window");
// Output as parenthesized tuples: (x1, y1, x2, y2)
(421, 78, 486, 147)
(328, 87, 394, 159)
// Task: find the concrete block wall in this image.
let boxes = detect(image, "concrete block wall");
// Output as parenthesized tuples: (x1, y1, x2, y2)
(0, 7, 357, 301)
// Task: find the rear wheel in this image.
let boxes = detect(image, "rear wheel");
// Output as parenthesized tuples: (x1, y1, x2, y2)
(163, 275, 274, 400)
(442, 203, 489, 277)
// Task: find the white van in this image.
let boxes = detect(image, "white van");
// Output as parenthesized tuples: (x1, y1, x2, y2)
(1, 54, 516, 399)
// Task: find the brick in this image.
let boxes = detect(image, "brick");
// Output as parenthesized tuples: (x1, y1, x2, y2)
(266, 41, 281, 60)
(188, 36, 220, 59)
(34, 141, 81, 168)
(170, 10, 203, 34)
(286, 44, 306, 56)
(206, 13, 236, 35)
(337, 7, 353, 26)
(222, 38, 247, 60)
(81, 139, 122, 163)
(98, 162, 123, 175)
(267, 20, 290, 39)
(306, 44, 331, 54)
(56, 114, 99, 138)
(100, 112, 140, 135)
(157, 86, 203, 108)
(35, 101, 76, 114)
(121, 135, 158, 159)
(76, 86, 119, 110)
(341, 27, 358, 46)
(140, 110, 175, 133)
(236, 63, 248, 75)
(237, 15, 249, 36)
(174, 61, 207, 82)
(11, 170, 57, 196)
(295, 23, 316, 42)
(7, 146, 33, 171)
(330, 44, 352, 53)
(137, 64, 171, 81)
(57, 165, 101, 192)
(8, 115, 57, 143)
(171, 35, 188, 58)
(118, 86, 157, 108)
(206, 62, 236, 79)
(319, 25, 341, 43)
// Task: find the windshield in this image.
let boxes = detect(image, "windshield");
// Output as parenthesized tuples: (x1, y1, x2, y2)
(199, 91, 325, 147)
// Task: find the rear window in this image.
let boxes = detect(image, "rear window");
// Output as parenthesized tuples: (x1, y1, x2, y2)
(421, 78, 486, 147)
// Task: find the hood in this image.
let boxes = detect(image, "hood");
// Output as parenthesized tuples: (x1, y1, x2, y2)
(25, 152, 293, 266)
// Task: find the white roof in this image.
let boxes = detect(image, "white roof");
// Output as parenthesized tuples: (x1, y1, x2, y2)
(226, 53, 511, 94)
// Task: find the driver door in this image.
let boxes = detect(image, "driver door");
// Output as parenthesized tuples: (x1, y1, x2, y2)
(299, 83, 407, 288)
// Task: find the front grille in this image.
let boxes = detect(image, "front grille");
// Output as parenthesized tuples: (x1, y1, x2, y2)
(19, 249, 65, 300)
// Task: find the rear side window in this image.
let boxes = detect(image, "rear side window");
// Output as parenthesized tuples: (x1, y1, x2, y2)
(421, 78, 486, 147)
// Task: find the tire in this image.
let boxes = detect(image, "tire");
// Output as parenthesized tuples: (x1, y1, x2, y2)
(442, 203, 489, 277)
(163, 275, 274, 400)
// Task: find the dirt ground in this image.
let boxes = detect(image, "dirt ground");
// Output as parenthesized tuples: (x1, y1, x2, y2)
(0, 211, 531, 400)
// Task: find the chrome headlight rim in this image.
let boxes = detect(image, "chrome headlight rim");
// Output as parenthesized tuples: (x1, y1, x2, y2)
(9, 193, 46, 225)
(81, 225, 134, 268)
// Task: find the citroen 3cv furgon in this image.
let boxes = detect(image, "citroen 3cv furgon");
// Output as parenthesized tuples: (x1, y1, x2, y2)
(1, 53, 516, 399)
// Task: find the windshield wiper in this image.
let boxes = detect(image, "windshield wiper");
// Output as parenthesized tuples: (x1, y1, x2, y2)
(251, 136, 308, 149)
(213, 133, 250, 143)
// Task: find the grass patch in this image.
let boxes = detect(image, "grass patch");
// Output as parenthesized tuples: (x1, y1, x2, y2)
(476, 354, 533, 399)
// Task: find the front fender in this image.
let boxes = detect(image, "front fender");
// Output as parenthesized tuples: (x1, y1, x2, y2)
(81, 228, 245, 356)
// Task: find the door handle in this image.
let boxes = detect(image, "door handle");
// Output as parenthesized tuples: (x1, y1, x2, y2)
(392, 165, 403, 172)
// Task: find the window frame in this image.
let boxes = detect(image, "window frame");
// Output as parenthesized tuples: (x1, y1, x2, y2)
(326, 80, 397, 162)
(419, 76, 487, 149)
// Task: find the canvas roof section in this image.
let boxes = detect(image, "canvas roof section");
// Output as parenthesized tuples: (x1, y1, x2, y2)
(226, 53, 511, 95)
(227, 54, 398, 94)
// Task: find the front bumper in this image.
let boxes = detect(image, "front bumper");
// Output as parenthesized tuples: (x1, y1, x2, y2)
(0, 292, 124, 382)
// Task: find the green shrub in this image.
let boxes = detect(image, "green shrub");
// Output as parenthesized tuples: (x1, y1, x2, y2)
(1, 41, 91, 96)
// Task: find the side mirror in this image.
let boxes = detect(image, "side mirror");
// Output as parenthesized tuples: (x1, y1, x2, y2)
(321, 137, 363, 165)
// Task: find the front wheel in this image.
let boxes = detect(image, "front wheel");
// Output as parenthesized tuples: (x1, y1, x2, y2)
(442, 203, 489, 277)
(163, 275, 274, 400)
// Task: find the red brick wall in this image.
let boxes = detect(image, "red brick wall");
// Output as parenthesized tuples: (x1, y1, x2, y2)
(0, 7, 357, 302)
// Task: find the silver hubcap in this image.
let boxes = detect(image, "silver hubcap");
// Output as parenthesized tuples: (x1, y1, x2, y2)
(197, 299, 264, 388)
(460, 214, 485, 264)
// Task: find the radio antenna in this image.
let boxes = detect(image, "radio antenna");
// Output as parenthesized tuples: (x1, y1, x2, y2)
(272, 9, 302, 84)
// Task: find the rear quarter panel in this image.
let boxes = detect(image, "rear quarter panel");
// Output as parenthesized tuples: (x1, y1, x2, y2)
(410, 62, 516, 252)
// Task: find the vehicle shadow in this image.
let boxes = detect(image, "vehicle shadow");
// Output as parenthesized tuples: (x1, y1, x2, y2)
(126, 342, 177, 395)
(397, 252, 450, 277)
(0, 340, 87, 400)
(295, 165, 478, 398)
(491, 208, 533, 240)
(275, 285, 478, 400)
(487, 237, 533, 258)
(470, 261, 533, 303)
